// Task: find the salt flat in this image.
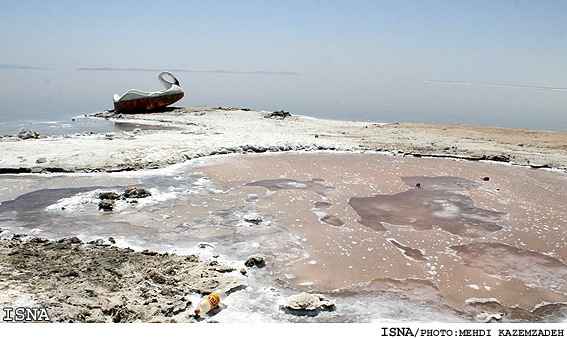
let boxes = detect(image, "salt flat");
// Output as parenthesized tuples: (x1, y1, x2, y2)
(1, 106, 566, 174)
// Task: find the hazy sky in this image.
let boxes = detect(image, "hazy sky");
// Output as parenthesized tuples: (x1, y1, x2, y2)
(2, 0, 566, 87)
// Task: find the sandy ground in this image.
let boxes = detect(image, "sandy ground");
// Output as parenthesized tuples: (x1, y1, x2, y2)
(1, 106, 566, 174)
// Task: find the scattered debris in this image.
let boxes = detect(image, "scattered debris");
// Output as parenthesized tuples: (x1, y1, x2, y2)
(264, 110, 291, 119)
(195, 290, 226, 316)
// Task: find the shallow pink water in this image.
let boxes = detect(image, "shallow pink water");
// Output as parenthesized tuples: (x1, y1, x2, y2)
(195, 152, 567, 320)
(2, 151, 566, 321)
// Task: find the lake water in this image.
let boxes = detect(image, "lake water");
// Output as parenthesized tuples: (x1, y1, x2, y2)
(1, 68, 566, 135)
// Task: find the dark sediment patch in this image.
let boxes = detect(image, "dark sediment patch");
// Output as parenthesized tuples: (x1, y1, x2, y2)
(320, 214, 344, 227)
(114, 121, 183, 132)
(348, 176, 506, 237)
(0, 187, 101, 212)
(387, 238, 428, 262)
(314, 200, 332, 209)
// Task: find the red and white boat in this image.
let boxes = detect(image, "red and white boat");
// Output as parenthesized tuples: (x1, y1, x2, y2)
(113, 71, 184, 113)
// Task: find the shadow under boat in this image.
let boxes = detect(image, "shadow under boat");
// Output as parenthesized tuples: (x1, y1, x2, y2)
(113, 119, 184, 132)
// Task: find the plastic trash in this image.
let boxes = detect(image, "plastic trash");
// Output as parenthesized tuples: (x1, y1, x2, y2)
(195, 290, 226, 316)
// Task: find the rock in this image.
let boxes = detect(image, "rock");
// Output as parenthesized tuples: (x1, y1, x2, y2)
(99, 192, 121, 200)
(29, 237, 50, 244)
(36, 157, 47, 164)
(243, 213, 263, 224)
(17, 128, 38, 139)
(123, 188, 152, 199)
(88, 239, 110, 247)
(67, 237, 83, 244)
(141, 249, 159, 256)
(281, 292, 336, 316)
(98, 199, 115, 211)
(244, 254, 265, 268)
(185, 254, 200, 263)
(210, 262, 235, 273)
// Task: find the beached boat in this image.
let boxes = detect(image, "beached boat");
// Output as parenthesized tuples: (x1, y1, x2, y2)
(113, 71, 184, 113)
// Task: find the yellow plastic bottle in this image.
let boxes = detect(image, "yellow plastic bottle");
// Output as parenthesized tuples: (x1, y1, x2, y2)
(195, 290, 226, 315)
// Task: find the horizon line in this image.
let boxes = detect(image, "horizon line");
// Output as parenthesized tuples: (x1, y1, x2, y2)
(415, 79, 567, 92)
(77, 67, 300, 76)
(0, 64, 49, 70)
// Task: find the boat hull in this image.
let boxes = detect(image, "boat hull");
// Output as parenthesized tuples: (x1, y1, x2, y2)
(113, 92, 184, 113)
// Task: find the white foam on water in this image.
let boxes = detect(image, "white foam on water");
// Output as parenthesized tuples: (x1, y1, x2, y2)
(43, 188, 180, 214)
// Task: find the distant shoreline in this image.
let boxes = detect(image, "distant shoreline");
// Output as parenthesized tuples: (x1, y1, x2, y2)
(77, 67, 300, 75)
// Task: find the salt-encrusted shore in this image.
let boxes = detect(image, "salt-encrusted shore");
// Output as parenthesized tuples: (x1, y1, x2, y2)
(2, 106, 566, 174)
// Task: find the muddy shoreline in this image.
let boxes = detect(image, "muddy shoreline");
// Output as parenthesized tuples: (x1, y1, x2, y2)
(0, 233, 247, 323)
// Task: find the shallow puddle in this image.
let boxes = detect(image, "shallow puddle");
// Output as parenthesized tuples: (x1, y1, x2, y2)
(191, 152, 567, 321)
(1, 151, 567, 322)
